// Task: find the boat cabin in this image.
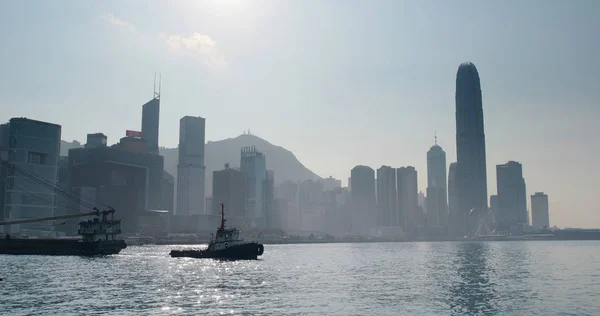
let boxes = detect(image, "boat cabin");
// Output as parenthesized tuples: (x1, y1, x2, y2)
(77, 210, 122, 242)
(208, 203, 245, 251)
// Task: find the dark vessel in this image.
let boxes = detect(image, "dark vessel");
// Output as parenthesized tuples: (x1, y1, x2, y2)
(0, 209, 127, 256)
(170, 203, 264, 260)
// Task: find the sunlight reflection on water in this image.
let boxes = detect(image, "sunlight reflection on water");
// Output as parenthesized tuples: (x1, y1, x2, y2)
(1, 242, 599, 315)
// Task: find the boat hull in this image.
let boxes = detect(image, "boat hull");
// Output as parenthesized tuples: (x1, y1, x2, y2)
(0, 239, 127, 256)
(170, 242, 264, 260)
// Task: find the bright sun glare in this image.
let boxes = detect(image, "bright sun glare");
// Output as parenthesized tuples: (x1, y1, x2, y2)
(210, 0, 246, 12)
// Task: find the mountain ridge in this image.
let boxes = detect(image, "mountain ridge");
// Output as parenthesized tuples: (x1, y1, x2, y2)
(161, 134, 321, 195)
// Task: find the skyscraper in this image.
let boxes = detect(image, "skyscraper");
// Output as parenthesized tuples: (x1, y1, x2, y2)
(212, 164, 247, 218)
(240, 146, 267, 227)
(141, 98, 160, 155)
(350, 166, 376, 235)
(376, 165, 398, 227)
(496, 161, 527, 233)
(490, 195, 499, 215)
(447, 162, 459, 228)
(264, 170, 275, 229)
(397, 166, 418, 235)
(276, 180, 299, 230)
(531, 192, 549, 230)
(1, 118, 61, 234)
(455, 62, 488, 236)
(176, 116, 206, 217)
(426, 138, 447, 228)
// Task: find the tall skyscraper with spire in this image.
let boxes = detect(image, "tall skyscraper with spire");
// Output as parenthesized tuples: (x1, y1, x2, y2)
(141, 74, 161, 155)
(426, 135, 447, 228)
(455, 62, 488, 236)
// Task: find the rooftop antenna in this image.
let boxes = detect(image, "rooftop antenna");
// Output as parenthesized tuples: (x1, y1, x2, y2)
(154, 73, 161, 100)
(158, 73, 162, 100)
(434, 130, 438, 146)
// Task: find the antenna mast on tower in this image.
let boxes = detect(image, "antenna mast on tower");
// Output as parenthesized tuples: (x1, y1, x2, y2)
(154, 73, 161, 100)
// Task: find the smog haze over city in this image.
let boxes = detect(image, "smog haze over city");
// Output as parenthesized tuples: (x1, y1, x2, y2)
(2, 0, 598, 229)
(2, 1, 600, 315)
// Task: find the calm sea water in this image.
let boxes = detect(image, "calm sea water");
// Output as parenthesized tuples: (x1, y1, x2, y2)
(1, 241, 599, 315)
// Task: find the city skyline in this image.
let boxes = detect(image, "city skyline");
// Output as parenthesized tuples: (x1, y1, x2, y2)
(1, 0, 599, 228)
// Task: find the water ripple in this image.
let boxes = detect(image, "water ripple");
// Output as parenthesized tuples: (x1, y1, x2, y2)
(1, 242, 600, 315)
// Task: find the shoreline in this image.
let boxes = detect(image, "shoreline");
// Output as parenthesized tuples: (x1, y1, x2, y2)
(126, 235, 600, 246)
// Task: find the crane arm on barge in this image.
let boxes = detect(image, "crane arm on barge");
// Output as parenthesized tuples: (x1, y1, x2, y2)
(0, 209, 115, 226)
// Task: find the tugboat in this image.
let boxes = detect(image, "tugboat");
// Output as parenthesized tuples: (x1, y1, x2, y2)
(170, 203, 264, 260)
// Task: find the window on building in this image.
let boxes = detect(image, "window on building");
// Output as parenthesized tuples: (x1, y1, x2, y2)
(27, 152, 47, 165)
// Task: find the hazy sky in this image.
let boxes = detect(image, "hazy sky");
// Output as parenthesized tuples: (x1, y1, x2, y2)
(1, 0, 599, 228)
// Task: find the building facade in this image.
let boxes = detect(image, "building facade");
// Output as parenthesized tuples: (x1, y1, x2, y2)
(1, 118, 61, 234)
(496, 161, 528, 233)
(264, 170, 275, 229)
(350, 165, 376, 235)
(397, 166, 418, 236)
(141, 97, 160, 155)
(455, 62, 488, 236)
(376, 165, 398, 227)
(85, 133, 107, 148)
(321, 176, 342, 192)
(298, 179, 324, 232)
(447, 162, 459, 232)
(176, 116, 206, 217)
(276, 180, 299, 230)
(531, 192, 549, 230)
(68, 139, 164, 234)
(160, 170, 174, 211)
(426, 141, 447, 228)
(240, 146, 267, 227)
(212, 165, 247, 219)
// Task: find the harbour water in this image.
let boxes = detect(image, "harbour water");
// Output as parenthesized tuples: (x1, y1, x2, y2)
(1, 241, 599, 315)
